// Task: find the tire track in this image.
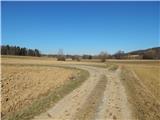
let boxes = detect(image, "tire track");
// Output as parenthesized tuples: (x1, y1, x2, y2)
(95, 68, 133, 120)
(74, 75, 107, 120)
(33, 65, 106, 120)
(33, 65, 133, 120)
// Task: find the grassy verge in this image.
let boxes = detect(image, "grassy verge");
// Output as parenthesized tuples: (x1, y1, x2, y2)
(83, 63, 119, 71)
(108, 64, 118, 71)
(120, 67, 160, 120)
(132, 67, 160, 101)
(82, 64, 108, 68)
(3, 67, 89, 120)
(82, 63, 117, 69)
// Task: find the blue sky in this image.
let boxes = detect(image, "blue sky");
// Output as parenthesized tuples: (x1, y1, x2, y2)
(2, 1, 159, 55)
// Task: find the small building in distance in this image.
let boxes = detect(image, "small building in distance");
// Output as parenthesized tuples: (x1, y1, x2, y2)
(126, 54, 143, 59)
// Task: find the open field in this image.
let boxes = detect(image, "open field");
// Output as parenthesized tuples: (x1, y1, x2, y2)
(109, 60, 160, 100)
(119, 61, 160, 120)
(132, 66, 160, 100)
(1, 55, 160, 120)
(2, 1, 159, 120)
(1, 56, 89, 120)
(2, 65, 77, 116)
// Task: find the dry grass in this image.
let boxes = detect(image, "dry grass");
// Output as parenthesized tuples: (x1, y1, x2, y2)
(7, 68, 89, 120)
(132, 66, 160, 101)
(120, 61, 160, 120)
(108, 64, 118, 71)
(2, 65, 77, 116)
(1, 56, 89, 120)
(110, 60, 160, 100)
(107, 59, 160, 66)
(2, 56, 160, 120)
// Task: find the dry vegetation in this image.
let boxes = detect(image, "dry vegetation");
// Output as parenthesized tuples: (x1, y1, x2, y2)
(2, 65, 77, 115)
(119, 61, 160, 120)
(1, 56, 89, 120)
(132, 66, 160, 101)
(1, 56, 160, 120)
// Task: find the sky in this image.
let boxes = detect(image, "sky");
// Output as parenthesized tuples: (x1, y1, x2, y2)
(2, 1, 159, 55)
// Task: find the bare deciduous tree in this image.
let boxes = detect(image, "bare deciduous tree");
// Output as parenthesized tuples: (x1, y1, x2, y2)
(114, 50, 125, 59)
(99, 51, 108, 62)
(72, 55, 81, 61)
(57, 49, 66, 61)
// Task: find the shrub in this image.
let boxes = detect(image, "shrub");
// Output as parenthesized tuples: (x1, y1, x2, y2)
(57, 56, 66, 61)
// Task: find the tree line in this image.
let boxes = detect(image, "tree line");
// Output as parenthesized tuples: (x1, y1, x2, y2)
(55, 48, 160, 62)
(1, 45, 41, 57)
(1, 45, 159, 60)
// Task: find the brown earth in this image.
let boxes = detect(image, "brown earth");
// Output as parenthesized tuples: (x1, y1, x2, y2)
(1, 64, 79, 118)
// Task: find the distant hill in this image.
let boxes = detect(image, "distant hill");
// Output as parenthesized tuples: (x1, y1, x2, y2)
(127, 47, 160, 59)
(128, 47, 160, 55)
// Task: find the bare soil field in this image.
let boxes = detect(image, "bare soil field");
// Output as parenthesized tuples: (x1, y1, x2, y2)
(1, 56, 160, 120)
(1, 56, 89, 120)
(2, 65, 77, 115)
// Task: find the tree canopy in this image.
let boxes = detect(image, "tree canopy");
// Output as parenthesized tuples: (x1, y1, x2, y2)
(1, 45, 41, 57)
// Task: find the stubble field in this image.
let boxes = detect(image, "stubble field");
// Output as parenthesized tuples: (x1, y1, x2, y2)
(1, 56, 160, 120)
(116, 61, 160, 120)
(1, 56, 89, 120)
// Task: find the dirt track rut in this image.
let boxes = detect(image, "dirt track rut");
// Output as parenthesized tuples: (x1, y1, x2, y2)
(33, 65, 133, 120)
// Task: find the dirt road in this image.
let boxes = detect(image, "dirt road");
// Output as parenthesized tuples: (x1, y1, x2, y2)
(33, 65, 133, 120)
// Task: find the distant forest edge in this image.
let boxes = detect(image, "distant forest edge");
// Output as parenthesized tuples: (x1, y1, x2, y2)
(1, 45, 41, 57)
(1, 45, 160, 60)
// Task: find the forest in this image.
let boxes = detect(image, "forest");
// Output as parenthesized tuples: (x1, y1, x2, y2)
(1, 45, 41, 57)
